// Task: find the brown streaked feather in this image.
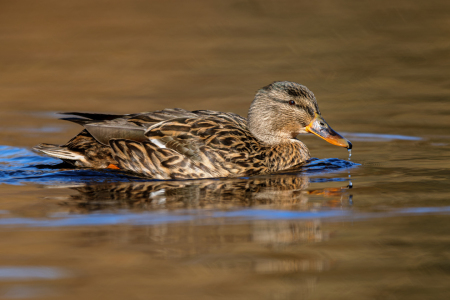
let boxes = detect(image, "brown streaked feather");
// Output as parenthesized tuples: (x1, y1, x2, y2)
(110, 139, 217, 179)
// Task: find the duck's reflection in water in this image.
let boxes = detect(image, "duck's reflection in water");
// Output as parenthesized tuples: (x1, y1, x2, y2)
(62, 174, 348, 275)
(56, 174, 352, 296)
(64, 174, 352, 211)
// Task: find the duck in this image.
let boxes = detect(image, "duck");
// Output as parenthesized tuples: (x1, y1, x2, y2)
(34, 81, 351, 179)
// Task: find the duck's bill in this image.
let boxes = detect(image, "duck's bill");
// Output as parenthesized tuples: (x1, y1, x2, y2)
(305, 114, 352, 149)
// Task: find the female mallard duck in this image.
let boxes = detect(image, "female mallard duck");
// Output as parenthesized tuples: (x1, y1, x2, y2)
(34, 81, 351, 179)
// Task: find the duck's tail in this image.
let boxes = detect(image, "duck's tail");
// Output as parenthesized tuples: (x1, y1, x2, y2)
(33, 129, 117, 169)
(33, 143, 86, 165)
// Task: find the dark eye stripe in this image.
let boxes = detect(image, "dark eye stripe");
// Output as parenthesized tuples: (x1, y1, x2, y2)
(304, 106, 314, 116)
(270, 98, 315, 116)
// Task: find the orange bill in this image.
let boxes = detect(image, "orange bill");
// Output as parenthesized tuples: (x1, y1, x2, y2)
(305, 113, 352, 149)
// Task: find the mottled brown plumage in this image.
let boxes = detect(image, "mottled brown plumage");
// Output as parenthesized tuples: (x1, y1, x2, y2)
(34, 81, 350, 179)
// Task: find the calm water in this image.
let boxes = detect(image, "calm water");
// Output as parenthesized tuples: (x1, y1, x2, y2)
(1, 0, 450, 299)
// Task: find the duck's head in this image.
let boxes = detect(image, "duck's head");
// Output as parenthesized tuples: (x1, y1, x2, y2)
(247, 81, 351, 149)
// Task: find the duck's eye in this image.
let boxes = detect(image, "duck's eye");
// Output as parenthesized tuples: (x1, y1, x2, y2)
(289, 100, 296, 106)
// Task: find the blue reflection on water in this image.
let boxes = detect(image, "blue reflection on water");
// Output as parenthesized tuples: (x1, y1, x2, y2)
(0, 267, 68, 280)
(0, 126, 63, 133)
(0, 207, 448, 228)
(0, 145, 358, 186)
(342, 132, 422, 142)
(0, 210, 351, 227)
(0, 145, 143, 185)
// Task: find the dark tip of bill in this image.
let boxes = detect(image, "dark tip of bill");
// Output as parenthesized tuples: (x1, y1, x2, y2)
(347, 141, 353, 150)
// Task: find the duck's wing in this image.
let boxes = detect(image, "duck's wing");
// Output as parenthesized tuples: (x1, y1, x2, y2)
(145, 112, 253, 160)
(60, 108, 203, 145)
(36, 109, 258, 178)
(109, 113, 261, 179)
(34, 109, 203, 168)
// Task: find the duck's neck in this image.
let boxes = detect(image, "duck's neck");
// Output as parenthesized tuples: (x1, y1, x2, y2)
(247, 97, 292, 146)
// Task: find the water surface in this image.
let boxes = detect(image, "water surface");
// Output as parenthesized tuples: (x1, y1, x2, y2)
(0, 0, 450, 299)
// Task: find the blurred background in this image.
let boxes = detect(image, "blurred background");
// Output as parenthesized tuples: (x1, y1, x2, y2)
(0, 0, 449, 299)
(1, 0, 449, 146)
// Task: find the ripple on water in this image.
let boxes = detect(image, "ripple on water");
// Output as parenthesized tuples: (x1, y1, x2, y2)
(341, 132, 422, 142)
(0, 145, 358, 186)
(0, 206, 449, 228)
(0, 145, 141, 185)
(0, 267, 69, 280)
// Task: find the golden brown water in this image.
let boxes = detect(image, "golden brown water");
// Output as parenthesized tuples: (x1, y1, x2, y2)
(1, 0, 450, 299)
